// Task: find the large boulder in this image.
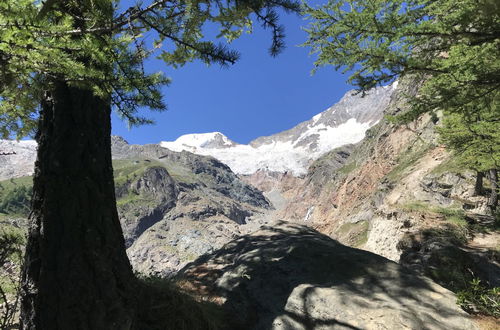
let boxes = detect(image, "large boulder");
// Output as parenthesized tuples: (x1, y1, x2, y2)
(178, 222, 478, 330)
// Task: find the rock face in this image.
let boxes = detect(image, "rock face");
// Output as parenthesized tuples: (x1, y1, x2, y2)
(117, 166, 179, 246)
(0, 140, 37, 180)
(0, 136, 274, 277)
(179, 222, 478, 330)
(278, 76, 499, 296)
(109, 138, 274, 276)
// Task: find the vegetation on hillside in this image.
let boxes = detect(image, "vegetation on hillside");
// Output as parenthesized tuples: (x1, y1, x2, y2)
(0, 227, 25, 329)
(304, 0, 499, 211)
(0, 176, 33, 217)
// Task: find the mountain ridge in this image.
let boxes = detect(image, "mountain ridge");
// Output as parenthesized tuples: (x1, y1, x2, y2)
(160, 83, 396, 175)
(1, 83, 396, 179)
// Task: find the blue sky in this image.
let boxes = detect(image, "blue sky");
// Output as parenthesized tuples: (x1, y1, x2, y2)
(111, 2, 354, 145)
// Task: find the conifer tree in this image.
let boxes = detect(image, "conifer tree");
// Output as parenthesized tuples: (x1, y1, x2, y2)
(303, 0, 499, 210)
(0, 0, 299, 328)
(438, 100, 499, 211)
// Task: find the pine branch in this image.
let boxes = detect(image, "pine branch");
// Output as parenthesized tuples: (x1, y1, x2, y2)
(139, 15, 239, 65)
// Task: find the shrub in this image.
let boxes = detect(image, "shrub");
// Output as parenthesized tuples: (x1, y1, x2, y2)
(457, 278, 500, 317)
(0, 228, 25, 328)
(0, 185, 32, 216)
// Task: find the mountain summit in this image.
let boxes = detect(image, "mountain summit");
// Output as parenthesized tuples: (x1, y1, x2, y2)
(0, 84, 396, 179)
(161, 132, 238, 152)
(160, 83, 396, 175)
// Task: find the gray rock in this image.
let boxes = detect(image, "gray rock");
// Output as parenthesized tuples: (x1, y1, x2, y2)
(179, 222, 478, 330)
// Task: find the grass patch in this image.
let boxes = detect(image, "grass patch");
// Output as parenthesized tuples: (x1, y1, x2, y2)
(385, 145, 432, 182)
(399, 201, 429, 213)
(338, 220, 369, 247)
(433, 206, 468, 226)
(113, 158, 199, 186)
(113, 159, 167, 187)
(430, 156, 464, 175)
(355, 227, 369, 247)
(398, 201, 468, 226)
(0, 176, 34, 191)
(338, 162, 357, 175)
(116, 192, 145, 207)
(398, 201, 470, 246)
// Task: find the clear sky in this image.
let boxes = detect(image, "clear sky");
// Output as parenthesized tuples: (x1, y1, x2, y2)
(111, 2, 355, 145)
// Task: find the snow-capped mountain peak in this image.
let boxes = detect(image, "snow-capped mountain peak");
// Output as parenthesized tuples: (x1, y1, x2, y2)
(160, 83, 397, 176)
(1, 84, 397, 179)
(161, 132, 237, 152)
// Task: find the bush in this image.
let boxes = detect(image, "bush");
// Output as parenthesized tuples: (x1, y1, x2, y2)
(457, 278, 500, 317)
(0, 228, 25, 328)
(0, 185, 32, 216)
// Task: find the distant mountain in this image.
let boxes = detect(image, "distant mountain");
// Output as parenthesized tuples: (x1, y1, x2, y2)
(1, 136, 272, 276)
(0, 84, 396, 179)
(0, 140, 37, 181)
(160, 83, 397, 175)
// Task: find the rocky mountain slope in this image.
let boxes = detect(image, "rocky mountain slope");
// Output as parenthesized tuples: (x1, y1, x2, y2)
(111, 137, 276, 275)
(0, 137, 274, 276)
(278, 77, 499, 298)
(160, 84, 395, 175)
(0, 84, 397, 276)
(0, 84, 394, 180)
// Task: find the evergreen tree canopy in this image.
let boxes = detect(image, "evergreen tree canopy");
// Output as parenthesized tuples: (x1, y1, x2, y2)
(304, 0, 499, 196)
(0, 0, 300, 138)
(303, 0, 500, 122)
(304, 0, 499, 209)
(438, 102, 499, 173)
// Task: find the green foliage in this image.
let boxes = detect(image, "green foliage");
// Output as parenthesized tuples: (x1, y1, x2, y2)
(338, 161, 357, 175)
(303, 0, 500, 175)
(0, 0, 300, 138)
(0, 227, 25, 328)
(304, 0, 499, 99)
(0, 226, 25, 266)
(438, 103, 500, 173)
(0, 176, 33, 216)
(0, 185, 32, 216)
(457, 278, 500, 317)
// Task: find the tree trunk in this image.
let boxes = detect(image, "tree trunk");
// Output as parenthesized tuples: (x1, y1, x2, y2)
(488, 168, 498, 213)
(20, 81, 137, 329)
(473, 171, 484, 196)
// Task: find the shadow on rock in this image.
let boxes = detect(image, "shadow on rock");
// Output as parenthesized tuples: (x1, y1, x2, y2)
(398, 221, 500, 291)
(177, 222, 477, 329)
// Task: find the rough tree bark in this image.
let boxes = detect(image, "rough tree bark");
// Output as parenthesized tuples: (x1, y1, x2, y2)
(473, 171, 484, 196)
(488, 168, 498, 213)
(20, 81, 137, 329)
